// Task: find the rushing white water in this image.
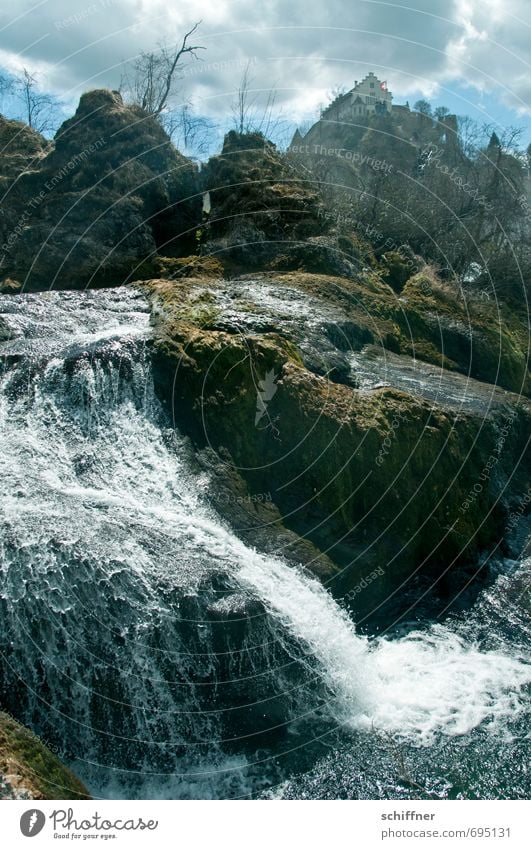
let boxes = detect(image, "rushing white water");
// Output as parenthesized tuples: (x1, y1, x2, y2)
(236, 551, 531, 744)
(0, 288, 529, 799)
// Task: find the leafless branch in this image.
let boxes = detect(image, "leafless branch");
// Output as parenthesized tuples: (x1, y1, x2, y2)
(121, 22, 205, 116)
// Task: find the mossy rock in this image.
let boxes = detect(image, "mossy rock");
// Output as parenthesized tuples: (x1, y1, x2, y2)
(150, 299, 529, 598)
(0, 712, 90, 800)
(267, 269, 529, 395)
(380, 250, 413, 292)
(0, 89, 201, 291)
(155, 255, 224, 279)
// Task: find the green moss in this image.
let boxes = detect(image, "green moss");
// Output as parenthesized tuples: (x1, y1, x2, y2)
(155, 255, 224, 279)
(0, 712, 90, 800)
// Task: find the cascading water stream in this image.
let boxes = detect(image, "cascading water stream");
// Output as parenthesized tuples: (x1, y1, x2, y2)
(0, 288, 529, 799)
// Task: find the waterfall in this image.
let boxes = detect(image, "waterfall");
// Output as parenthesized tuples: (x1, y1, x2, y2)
(0, 288, 529, 799)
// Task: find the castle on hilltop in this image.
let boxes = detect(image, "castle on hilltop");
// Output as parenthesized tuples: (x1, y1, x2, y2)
(290, 73, 457, 153)
(322, 72, 395, 121)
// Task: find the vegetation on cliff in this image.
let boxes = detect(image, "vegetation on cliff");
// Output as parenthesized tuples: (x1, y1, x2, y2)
(0, 712, 90, 800)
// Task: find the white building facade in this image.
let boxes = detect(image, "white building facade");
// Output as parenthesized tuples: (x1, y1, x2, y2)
(323, 73, 393, 122)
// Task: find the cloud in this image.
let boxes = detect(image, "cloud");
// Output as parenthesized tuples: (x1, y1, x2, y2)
(446, 0, 531, 115)
(0, 0, 529, 123)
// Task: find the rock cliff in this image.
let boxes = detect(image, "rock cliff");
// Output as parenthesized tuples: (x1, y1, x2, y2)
(0, 90, 200, 291)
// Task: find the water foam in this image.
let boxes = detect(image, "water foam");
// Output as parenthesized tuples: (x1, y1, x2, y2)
(234, 548, 530, 744)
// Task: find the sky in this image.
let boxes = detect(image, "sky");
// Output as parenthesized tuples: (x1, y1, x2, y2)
(0, 0, 530, 150)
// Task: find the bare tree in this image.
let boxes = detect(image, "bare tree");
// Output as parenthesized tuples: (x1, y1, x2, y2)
(14, 69, 62, 134)
(231, 62, 284, 138)
(121, 22, 205, 116)
(328, 84, 347, 102)
(161, 102, 216, 156)
(0, 71, 14, 104)
(433, 106, 450, 122)
(231, 61, 256, 134)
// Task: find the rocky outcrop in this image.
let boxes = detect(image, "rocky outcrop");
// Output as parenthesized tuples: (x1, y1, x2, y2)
(202, 130, 322, 246)
(0, 116, 50, 181)
(193, 130, 529, 395)
(0, 90, 200, 291)
(146, 267, 530, 394)
(1, 107, 528, 605)
(144, 273, 530, 602)
(200, 131, 372, 277)
(0, 711, 89, 799)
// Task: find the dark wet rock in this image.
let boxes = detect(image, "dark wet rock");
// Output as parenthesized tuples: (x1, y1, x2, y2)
(197, 447, 338, 580)
(322, 320, 374, 352)
(204, 587, 317, 746)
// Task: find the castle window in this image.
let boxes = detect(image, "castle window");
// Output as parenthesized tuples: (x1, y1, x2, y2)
(370, 82, 375, 88)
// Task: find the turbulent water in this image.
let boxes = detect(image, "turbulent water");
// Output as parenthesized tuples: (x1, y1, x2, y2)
(0, 288, 529, 799)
